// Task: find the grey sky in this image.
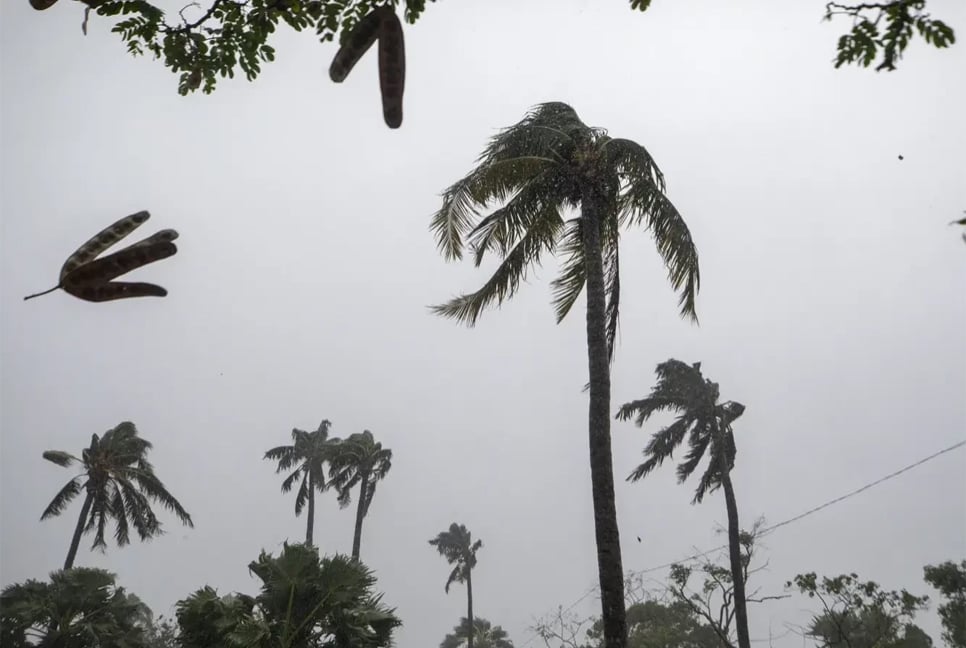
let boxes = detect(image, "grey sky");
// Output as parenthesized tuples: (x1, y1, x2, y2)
(1, 0, 964, 646)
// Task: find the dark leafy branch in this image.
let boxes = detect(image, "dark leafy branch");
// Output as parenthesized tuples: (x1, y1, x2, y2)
(823, 1, 955, 71)
(35, 0, 956, 98)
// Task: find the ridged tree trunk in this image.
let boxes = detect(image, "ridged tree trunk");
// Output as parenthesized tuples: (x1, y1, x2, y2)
(466, 567, 474, 648)
(720, 464, 750, 648)
(580, 183, 627, 648)
(305, 471, 316, 546)
(64, 489, 93, 570)
(351, 470, 370, 560)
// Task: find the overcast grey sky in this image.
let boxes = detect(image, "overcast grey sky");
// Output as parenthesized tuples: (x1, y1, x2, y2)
(1, 1, 964, 646)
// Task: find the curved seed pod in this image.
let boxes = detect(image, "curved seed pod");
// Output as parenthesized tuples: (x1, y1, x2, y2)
(60, 210, 151, 281)
(63, 240, 178, 285)
(329, 6, 391, 83)
(30, 0, 59, 9)
(67, 282, 169, 302)
(378, 9, 405, 128)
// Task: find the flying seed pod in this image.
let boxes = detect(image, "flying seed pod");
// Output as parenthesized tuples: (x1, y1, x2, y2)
(378, 9, 405, 128)
(30, 0, 59, 9)
(328, 6, 391, 83)
(24, 211, 179, 303)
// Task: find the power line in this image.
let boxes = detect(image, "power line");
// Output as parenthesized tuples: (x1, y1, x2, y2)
(522, 438, 965, 642)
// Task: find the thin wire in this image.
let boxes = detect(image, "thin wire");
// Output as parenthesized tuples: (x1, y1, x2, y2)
(521, 438, 965, 642)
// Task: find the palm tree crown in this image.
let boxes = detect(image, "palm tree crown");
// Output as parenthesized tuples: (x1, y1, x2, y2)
(617, 359, 745, 503)
(264, 419, 334, 546)
(429, 101, 699, 359)
(429, 523, 482, 593)
(41, 421, 193, 569)
(328, 430, 393, 559)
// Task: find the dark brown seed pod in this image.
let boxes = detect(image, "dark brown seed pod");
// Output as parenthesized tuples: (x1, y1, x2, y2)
(377, 9, 405, 129)
(60, 211, 151, 281)
(24, 211, 179, 303)
(30, 0, 59, 10)
(329, 6, 392, 83)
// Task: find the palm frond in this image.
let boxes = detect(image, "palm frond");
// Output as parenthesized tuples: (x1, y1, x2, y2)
(444, 565, 462, 593)
(676, 427, 712, 487)
(604, 137, 666, 195)
(42, 450, 78, 467)
(131, 472, 193, 527)
(294, 475, 309, 516)
(41, 477, 84, 520)
(109, 482, 131, 546)
(280, 467, 303, 494)
(468, 168, 567, 266)
(550, 218, 585, 323)
(479, 102, 585, 166)
(431, 156, 559, 261)
(602, 218, 621, 363)
(619, 184, 700, 321)
(432, 205, 563, 325)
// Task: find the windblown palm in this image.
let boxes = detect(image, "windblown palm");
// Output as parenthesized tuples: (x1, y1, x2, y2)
(430, 523, 483, 648)
(328, 430, 392, 560)
(41, 421, 193, 570)
(264, 420, 334, 546)
(441, 618, 514, 648)
(617, 360, 749, 648)
(430, 101, 700, 648)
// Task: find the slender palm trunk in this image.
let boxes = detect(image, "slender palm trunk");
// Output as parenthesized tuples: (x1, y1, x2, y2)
(305, 472, 316, 546)
(64, 489, 93, 570)
(720, 468, 750, 648)
(580, 185, 627, 648)
(351, 471, 369, 560)
(466, 568, 474, 648)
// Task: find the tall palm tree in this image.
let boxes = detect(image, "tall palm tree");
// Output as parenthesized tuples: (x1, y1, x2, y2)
(441, 617, 514, 648)
(41, 421, 193, 570)
(264, 420, 334, 546)
(616, 360, 749, 648)
(328, 430, 393, 560)
(429, 101, 700, 648)
(429, 523, 483, 648)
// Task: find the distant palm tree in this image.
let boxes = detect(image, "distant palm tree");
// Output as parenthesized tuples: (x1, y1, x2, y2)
(264, 420, 334, 546)
(328, 430, 392, 560)
(441, 617, 514, 648)
(617, 360, 749, 648)
(430, 523, 483, 648)
(41, 421, 193, 570)
(429, 101, 700, 648)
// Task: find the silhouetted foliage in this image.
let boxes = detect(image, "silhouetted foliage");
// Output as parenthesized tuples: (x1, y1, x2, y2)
(176, 543, 400, 648)
(442, 617, 514, 648)
(40, 421, 193, 569)
(923, 560, 966, 648)
(26, 0, 948, 106)
(0, 567, 152, 648)
(787, 572, 931, 648)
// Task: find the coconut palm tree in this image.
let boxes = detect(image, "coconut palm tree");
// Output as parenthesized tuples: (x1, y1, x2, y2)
(327, 430, 392, 560)
(264, 420, 334, 546)
(429, 101, 700, 648)
(430, 523, 484, 648)
(0, 567, 152, 647)
(441, 617, 514, 648)
(40, 421, 193, 570)
(616, 360, 749, 648)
